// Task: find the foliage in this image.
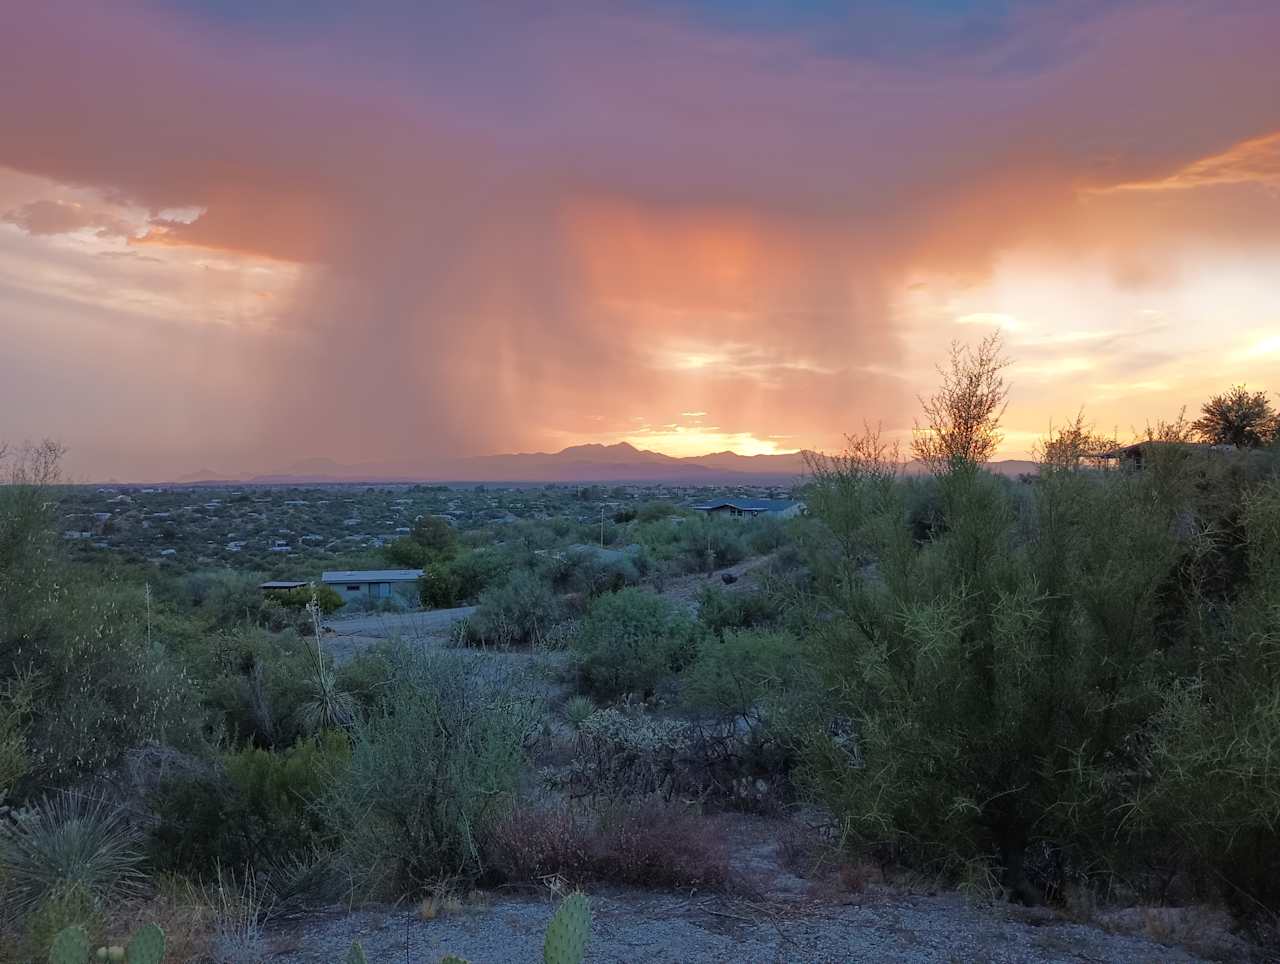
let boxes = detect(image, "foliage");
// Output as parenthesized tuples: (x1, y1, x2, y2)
(562, 695, 596, 730)
(911, 333, 1010, 473)
(1192, 384, 1278, 448)
(266, 584, 343, 615)
(0, 674, 32, 801)
(571, 589, 700, 700)
(421, 549, 510, 608)
(456, 571, 562, 648)
(680, 629, 797, 721)
(489, 800, 728, 891)
(297, 600, 356, 733)
(325, 652, 531, 892)
(148, 732, 349, 876)
(695, 586, 778, 637)
(0, 446, 198, 789)
(0, 793, 144, 919)
(803, 416, 1280, 910)
(1133, 480, 1280, 913)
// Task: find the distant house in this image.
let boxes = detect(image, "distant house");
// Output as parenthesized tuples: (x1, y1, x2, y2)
(321, 569, 423, 603)
(1094, 441, 1240, 470)
(690, 498, 804, 520)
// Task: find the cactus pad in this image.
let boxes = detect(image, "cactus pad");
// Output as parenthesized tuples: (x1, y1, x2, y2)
(346, 943, 369, 964)
(49, 926, 92, 964)
(125, 923, 165, 964)
(543, 892, 591, 964)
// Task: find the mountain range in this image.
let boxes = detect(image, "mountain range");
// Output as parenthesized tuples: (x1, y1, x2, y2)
(174, 443, 1037, 485)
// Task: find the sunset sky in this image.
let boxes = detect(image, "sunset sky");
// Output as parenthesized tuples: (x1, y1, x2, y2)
(2, 1, 1278, 480)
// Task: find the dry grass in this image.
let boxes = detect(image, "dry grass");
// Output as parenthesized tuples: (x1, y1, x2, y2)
(488, 798, 730, 891)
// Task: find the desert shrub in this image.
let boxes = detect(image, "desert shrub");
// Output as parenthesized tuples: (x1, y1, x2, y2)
(0, 676, 31, 801)
(0, 449, 199, 790)
(542, 548, 643, 597)
(148, 732, 349, 876)
(676, 516, 749, 574)
(695, 586, 779, 636)
(572, 589, 700, 700)
(1134, 479, 1280, 914)
(457, 570, 562, 648)
(180, 570, 266, 629)
(680, 629, 799, 721)
(744, 515, 789, 555)
(421, 548, 510, 608)
(0, 793, 144, 919)
(325, 652, 531, 892)
(565, 703, 791, 809)
(487, 799, 729, 890)
(634, 501, 681, 524)
(800, 434, 1275, 905)
(266, 584, 343, 615)
(198, 628, 318, 748)
(334, 642, 400, 714)
(8, 577, 199, 789)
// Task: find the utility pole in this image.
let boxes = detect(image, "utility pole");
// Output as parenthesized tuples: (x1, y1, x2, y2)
(600, 504, 605, 548)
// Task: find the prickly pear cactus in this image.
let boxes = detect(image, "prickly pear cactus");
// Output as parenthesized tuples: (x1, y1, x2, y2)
(49, 925, 91, 964)
(346, 943, 369, 964)
(543, 892, 591, 964)
(125, 923, 165, 964)
(439, 957, 471, 964)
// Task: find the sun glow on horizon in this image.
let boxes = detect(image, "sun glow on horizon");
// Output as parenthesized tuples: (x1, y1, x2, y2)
(619, 425, 797, 458)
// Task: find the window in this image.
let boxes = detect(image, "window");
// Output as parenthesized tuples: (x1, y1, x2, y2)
(347, 585, 361, 592)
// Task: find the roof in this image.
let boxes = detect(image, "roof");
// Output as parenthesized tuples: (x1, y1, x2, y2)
(690, 498, 800, 513)
(260, 580, 307, 590)
(1094, 441, 1235, 459)
(321, 569, 423, 584)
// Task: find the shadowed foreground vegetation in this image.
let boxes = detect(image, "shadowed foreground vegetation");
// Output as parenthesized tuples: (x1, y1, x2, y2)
(2, 359, 1279, 959)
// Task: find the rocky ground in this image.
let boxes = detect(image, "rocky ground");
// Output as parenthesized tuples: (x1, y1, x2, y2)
(265, 813, 1255, 963)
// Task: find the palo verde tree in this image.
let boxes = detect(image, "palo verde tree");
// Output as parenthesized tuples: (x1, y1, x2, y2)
(801, 339, 1236, 906)
(1192, 384, 1278, 449)
(912, 333, 1010, 474)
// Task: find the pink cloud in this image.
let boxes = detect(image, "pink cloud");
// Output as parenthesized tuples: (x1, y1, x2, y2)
(0, 1, 1278, 476)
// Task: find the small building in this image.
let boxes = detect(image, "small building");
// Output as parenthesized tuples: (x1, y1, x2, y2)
(321, 568, 423, 603)
(690, 498, 804, 520)
(1094, 441, 1238, 470)
(260, 580, 307, 593)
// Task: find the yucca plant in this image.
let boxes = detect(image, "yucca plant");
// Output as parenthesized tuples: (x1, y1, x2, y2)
(0, 793, 144, 917)
(563, 696, 595, 731)
(299, 594, 356, 732)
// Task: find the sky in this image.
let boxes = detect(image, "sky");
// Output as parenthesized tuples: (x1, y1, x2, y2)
(1, 1, 1278, 480)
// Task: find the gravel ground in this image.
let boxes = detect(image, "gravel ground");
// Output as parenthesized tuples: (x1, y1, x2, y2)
(321, 606, 475, 663)
(267, 890, 1218, 963)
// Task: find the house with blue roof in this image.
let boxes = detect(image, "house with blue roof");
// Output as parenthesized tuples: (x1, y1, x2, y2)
(690, 497, 804, 520)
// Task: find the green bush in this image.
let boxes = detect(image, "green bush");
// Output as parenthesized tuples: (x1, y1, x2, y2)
(148, 732, 349, 875)
(680, 629, 798, 721)
(802, 441, 1280, 909)
(421, 548, 510, 608)
(1134, 479, 1280, 912)
(324, 652, 531, 892)
(695, 586, 778, 636)
(572, 589, 700, 700)
(267, 584, 344, 614)
(457, 570, 562, 648)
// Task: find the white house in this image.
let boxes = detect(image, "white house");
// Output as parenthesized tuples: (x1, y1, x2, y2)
(321, 569, 423, 603)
